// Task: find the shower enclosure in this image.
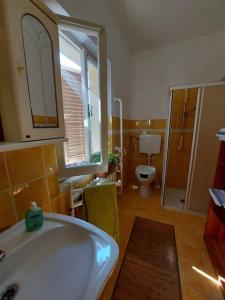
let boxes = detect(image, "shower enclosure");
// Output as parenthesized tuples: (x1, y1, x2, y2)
(162, 82, 225, 213)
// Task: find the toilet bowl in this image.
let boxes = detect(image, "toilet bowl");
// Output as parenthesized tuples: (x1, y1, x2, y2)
(135, 165, 156, 197)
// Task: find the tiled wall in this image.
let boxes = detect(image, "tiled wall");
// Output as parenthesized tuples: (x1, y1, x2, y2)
(0, 145, 70, 230)
(0, 103, 194, 230)
(166, 88, 198, 189)
(108, 117, 166, 186)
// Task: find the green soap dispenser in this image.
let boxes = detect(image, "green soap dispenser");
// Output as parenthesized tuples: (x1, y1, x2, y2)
(25, 202, 44, 232)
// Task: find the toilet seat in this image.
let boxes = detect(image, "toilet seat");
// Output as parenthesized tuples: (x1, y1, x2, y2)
(135, 165, 156, 177)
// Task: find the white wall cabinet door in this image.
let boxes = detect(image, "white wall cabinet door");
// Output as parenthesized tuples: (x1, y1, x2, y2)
(0, 0, 65, 141)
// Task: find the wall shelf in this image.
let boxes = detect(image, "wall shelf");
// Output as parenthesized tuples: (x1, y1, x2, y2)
(0, 138, 67, 152)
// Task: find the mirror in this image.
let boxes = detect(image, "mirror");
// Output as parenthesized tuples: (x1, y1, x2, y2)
(21, 14, 58, 128)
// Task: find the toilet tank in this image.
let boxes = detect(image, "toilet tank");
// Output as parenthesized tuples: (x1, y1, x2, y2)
(140, 134, 161, 154)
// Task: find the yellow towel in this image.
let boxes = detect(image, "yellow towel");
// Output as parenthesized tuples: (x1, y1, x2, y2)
(84, 183, 119, 243)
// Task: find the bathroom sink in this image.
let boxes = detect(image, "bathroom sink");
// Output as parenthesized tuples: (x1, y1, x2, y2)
(0, 213, 119, 300)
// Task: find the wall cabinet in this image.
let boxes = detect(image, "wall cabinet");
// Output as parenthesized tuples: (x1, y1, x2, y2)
(0, 0, 65, 141)
(0, 0, 108, 175)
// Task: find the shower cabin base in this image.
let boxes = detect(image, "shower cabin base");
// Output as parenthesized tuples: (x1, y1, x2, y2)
(164, 187, 185, 210)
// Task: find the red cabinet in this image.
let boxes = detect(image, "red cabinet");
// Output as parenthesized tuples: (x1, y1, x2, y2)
(204, 140, 225, 297)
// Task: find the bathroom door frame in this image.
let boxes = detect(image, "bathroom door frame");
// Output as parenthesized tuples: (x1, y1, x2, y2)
(161, 80, 225, 210)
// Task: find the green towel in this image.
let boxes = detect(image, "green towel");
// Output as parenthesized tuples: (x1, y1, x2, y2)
(84, 183, 119, 243)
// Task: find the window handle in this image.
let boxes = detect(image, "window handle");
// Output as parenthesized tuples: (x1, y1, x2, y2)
(88, 104, 93, 117)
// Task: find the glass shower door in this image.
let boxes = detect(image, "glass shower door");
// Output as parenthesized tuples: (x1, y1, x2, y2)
(163, 88, 199, 210)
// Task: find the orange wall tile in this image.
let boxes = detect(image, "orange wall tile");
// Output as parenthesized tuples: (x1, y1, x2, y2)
(111, 117, 131, 131)
(43, 144, 58, 175)
(0, 145, 71, 230)
(129, 119, 166, 130)
(47, 172, 60, 200)
(6, 147, 44, 185)
(0, 191, 16, 228)
(112, 116, 120, 131)
(51, 192, 70, 215)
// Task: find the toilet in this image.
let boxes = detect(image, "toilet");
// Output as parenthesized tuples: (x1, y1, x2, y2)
(135, 165, 156, 197)
(135, 134, 161, 197)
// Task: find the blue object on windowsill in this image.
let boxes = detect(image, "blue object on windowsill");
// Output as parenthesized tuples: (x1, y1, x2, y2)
(209, 188, 225, 208)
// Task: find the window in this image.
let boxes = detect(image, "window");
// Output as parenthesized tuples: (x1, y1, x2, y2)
(57, 16, 108, 176)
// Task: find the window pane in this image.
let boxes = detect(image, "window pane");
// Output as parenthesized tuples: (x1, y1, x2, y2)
(87, 59, 101, 163)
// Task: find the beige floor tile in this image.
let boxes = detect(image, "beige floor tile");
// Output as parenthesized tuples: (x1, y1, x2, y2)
(176, 231, 207, 252)
(208, 281, 224, 300)
(181, 266, 212, 295)
(178, 244, 205, 267)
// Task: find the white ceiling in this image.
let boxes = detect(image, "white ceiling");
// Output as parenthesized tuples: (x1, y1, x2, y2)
(109, 0, 225, 52)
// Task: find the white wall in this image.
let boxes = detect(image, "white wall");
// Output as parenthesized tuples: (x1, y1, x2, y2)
(130, 29, 225, 120)
(44, 0, 131, 118)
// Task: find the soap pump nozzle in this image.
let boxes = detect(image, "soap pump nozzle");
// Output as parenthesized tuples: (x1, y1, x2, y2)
(30, 201, 38, 210)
